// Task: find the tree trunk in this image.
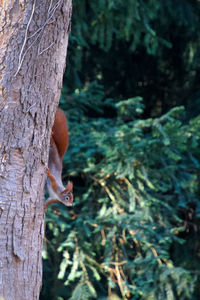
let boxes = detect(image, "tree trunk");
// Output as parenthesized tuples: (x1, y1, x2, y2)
(0, 1, 72, 299)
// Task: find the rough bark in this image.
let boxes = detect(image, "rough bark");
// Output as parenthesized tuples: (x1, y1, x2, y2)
(0, 1, 72, 299)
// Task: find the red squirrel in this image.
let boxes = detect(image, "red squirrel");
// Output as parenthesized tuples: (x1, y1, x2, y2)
(45, 109, 73, 211)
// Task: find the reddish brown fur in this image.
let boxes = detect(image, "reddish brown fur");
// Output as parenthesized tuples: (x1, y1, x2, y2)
(44, 198, 59, 212)
(51, 109, 69, 159)
(61, 181, 73, 194)
(46, 168, 58, 192)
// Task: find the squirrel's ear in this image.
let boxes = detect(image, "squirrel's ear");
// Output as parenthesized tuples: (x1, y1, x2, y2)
(61, 181, 73, 194)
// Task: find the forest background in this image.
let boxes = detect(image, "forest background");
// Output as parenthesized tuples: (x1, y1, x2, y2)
(41, 1, 200, 299)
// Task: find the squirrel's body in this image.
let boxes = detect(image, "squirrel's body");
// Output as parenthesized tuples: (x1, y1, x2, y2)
(45, 109, 73, 210)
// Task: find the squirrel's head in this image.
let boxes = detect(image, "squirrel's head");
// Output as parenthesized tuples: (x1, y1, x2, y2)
(60, 181, 73, 206)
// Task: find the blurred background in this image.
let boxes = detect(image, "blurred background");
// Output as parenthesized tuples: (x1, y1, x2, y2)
(41, 1, 200, 299)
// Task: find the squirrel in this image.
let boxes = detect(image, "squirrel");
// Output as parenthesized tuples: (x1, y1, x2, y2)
(45, 109, 73, 211)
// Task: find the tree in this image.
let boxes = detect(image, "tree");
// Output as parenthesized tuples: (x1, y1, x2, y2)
(0, 1, 72, 299)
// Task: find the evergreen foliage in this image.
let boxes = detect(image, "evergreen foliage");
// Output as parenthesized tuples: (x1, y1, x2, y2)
(41, 1, 200, 299)
(65, 0, 200, 117)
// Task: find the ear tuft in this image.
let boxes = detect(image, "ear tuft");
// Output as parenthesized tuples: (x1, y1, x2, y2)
(62, 181, 73, 194)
